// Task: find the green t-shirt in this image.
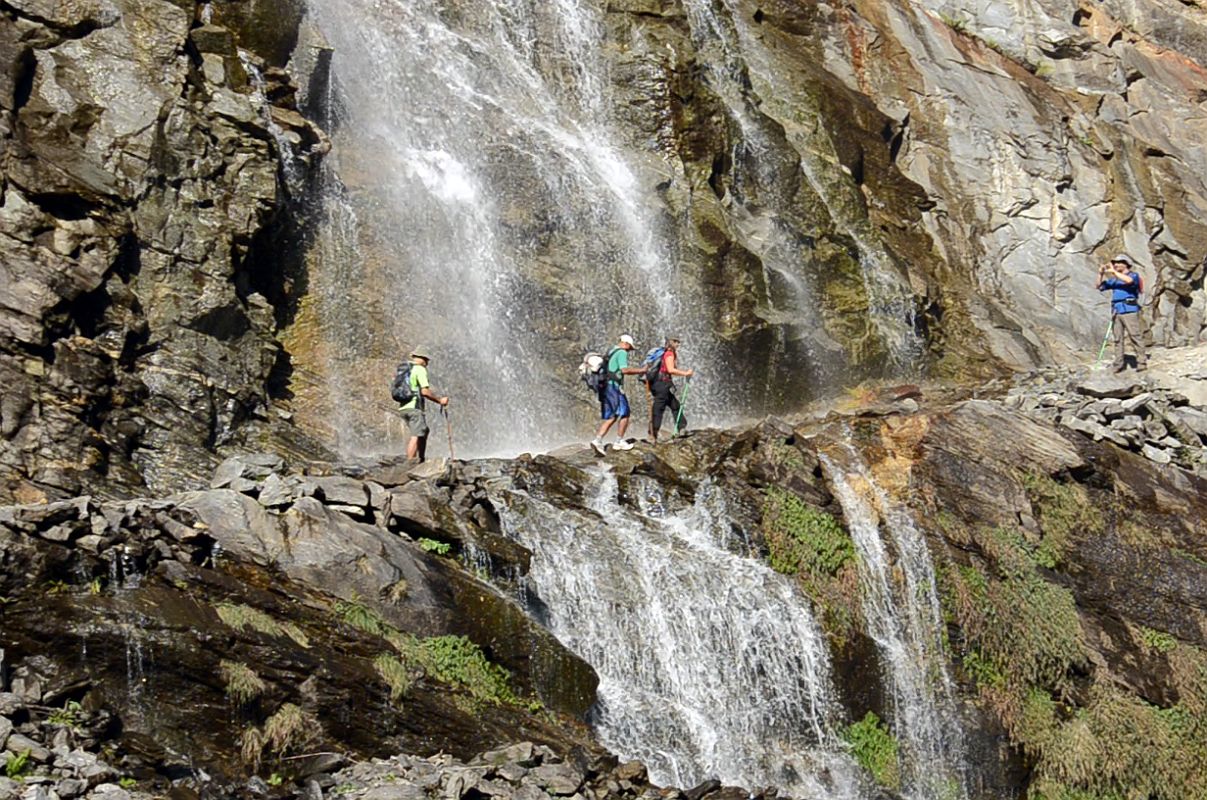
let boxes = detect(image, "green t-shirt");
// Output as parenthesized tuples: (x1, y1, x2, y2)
(401, 363, 430, 411)
(607, 348, 628, 385)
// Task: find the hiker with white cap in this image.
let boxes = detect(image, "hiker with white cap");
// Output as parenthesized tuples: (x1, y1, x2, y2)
(591, 334, 644, 454)
(1096, 254, 1147, 372)
(397, 346, 449, 462)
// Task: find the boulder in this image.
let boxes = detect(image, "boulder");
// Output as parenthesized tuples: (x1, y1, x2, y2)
(1075, 375, 1147, 399)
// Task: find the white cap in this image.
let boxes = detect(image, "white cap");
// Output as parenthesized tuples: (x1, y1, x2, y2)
(619, 334, 636, 347)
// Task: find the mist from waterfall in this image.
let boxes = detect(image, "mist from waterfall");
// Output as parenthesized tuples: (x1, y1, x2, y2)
(494, 469, 871, 799)
(304, 0, 720, 457)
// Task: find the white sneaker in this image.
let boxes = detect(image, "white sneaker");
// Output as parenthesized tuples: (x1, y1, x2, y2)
(613, 440, 634, 451)
(590, 438, 607, 455)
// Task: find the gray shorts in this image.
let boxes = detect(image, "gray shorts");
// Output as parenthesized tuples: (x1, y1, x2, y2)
(400, 408, 429, 438)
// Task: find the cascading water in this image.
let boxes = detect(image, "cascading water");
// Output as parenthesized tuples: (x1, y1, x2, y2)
(681, 0, 923, 372)
(494, 468, 869, 799)
(820, 440, 968, 800)
(303, 0, 718, 456)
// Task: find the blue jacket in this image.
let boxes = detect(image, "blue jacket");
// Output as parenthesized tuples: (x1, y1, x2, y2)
(1099, 272, 1140, 315)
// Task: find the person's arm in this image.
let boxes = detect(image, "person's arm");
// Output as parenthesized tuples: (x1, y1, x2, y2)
(1112, 268, 1135, 286)
(420, 387, 448, 405)
(664, 351, 694, 378)
(621, 366, 645, 375)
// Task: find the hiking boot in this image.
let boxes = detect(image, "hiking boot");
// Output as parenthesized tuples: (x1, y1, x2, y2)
(590, 438, 607, 456)
(613, 440, 634, 451)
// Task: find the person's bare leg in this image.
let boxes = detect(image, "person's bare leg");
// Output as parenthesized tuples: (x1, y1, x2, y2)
(617, 416, 630, 439)
(407, 436, 419, 460)
(596, 418, 616, 439)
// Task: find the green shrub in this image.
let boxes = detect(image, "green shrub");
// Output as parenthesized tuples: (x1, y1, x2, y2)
(763, 487, 854, 577)
(335, 598, 388, 637)
(4, 750, 31, 779)
(420, 635, 518, 705)
(842, 711, 901, 790)
(1138, 626, 1178, 654)
(418, 538, 451, 555)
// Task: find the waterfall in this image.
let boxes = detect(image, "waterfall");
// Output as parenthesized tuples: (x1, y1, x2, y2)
(302, 0, 718, 456)
(820, 441, 968, 800)
(495, 468, 868, 799)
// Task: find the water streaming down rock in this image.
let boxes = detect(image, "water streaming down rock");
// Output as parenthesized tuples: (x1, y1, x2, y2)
(494, 468, 869, 799)
(681, 0, 923, 372)
(820, 441, 968, 800)
(302, 0, 717, 456)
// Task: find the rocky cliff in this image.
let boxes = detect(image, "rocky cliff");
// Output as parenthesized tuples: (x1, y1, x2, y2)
(3, 389, 1205, 798)
(0, 0, 327, 505)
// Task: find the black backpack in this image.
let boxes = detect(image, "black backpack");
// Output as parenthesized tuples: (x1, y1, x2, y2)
(640, 347, 667, 383)
(390, 362, 415, 404)
(580, 352, 607, 394)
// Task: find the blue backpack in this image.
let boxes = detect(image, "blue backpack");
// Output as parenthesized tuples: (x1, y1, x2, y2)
(640, 347, 667, 383)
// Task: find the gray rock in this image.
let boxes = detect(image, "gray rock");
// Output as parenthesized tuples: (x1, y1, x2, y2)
(257, 473, 294, 508)
(1143, 421, 1169, 441)
(495, 764, 528, 783)
(300, 780, 323, 800)
(529, 763, 583, 796)
(1166, 406, 1207, 437)
(53, 779, 86, 799)
(1111, 416, 1143, 433)
(0, 696, 19, 716)
(56, 751, 96, 771)
(5, 733, 49, 762)
(1075, 375, 1146, 399)
(311, 477, 369, 507)
(89, 785, 130, 800)
(0, 717, 9, 750)
(1142, 444, 1173, 464)
(363, 785, 427, 800)
(472, 741, 537, 767)
(1120, 392, 1154, 412)
(0, 776, 17, 800)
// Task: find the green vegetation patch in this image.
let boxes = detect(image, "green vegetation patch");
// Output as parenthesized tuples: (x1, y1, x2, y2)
(763, 487, 854, 577)
(5, 750, 31, 779)
(215, 602, 310, 648)
(221, 660, 266, 705)
(842, 711, 901, 791)
(762, 487, 861, 644)
(1020, 471, 1104, 568)
(242, 703, 321, 771)
(418, 537, 452, 555)
(329, 599, 521, 707)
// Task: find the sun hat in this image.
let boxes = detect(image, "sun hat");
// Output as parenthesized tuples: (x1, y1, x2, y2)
(410, 346, 432, 361)
(619, 334, 636, 347)
(1111, 254, 1135, 266)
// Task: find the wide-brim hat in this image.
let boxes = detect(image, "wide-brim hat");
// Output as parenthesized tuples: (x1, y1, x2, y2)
(410, 346, 432, 361)
(1111, 253, 1135, 267)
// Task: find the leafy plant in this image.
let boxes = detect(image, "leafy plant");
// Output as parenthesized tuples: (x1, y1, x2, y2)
(47, 700, 82, 728)
(418, 537, 451, 555)
(843, 712, 901, 790)
(763, 487, 854, 577)
(1137, 626, 1178, 654)
(420, 635, 518, 705)
(267, 773, 283, 787)
(118, 777, 137, 789)
(336, 598, 388, 637)
(1020, 471, 1103, 568)
(5, 750, 31, 779)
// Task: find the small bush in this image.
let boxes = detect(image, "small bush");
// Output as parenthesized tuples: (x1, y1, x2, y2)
(420, 636, 518, 705)
(843, 711, 901, 790)
(763, 488, 854, 577)
(264, 703, 320, 757)
(336, 598, 388, 637)
(221, 660, 266, 705)
(1137, 626, 1178, 654)
(418, 537, 451, 555)
(5, 750, 31, 779)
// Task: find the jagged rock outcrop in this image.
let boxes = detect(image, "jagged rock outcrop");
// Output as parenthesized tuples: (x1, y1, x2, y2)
(5, 391, 1205, 798)
(0, 0, 328, 505)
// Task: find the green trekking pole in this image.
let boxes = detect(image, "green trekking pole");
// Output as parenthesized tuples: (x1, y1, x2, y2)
(673, 377, 691, 436)
(1093, 316, 1113, 370)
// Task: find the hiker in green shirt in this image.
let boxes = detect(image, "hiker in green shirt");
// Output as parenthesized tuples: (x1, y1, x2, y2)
(591, 334, 644, 454)
(400, 346, 449, 462)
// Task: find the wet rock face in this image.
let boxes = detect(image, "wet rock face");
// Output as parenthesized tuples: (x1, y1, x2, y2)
(0, 0, 328, 505)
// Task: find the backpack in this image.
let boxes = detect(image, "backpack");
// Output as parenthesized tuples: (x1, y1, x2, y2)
(390, 362, 415, 404)
(639, 347, 667, 383)
(579, 352, 607, 394)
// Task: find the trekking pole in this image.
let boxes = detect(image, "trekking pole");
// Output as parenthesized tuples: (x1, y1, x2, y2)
(673, 377, 692, 436)
(1093, 316, 1113, 370)
(442, 406, 456, 460)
